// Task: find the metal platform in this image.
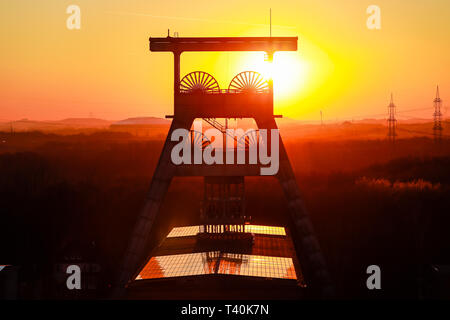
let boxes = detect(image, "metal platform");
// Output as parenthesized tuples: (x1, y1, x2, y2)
(150, 36, 297, 53)
(127, 224, 305, 299)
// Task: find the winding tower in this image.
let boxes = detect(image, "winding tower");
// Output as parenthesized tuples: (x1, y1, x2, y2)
(114, 35, 333, 298)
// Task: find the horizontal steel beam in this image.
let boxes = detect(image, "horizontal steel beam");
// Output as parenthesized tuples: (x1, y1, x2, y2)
(150, 37, 297, 52)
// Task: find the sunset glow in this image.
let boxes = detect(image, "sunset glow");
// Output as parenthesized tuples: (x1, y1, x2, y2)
(244, 52, 310, 100)
(0, 0, 449, 121)
(2, 1, 450, 303)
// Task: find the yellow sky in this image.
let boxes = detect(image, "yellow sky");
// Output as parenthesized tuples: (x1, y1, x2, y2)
(0, 0, 449, 121)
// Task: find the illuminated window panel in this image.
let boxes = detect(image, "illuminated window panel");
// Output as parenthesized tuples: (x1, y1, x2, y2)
(166, 225, 286, 238)
(245, 225, 286, 236)
(166, 226, 201, 238)
(218, 253, 296, 280)
(136, 251, 219, 280)
(136, 252, 296, 280)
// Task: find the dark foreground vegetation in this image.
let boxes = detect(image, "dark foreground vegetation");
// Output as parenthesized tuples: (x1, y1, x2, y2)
(1, 131, 450, 299)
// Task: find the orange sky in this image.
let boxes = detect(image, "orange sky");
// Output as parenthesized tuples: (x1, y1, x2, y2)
(0, 0, 449, 121)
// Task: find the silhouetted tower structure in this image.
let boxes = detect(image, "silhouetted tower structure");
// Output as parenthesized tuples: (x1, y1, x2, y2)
(433, 86, 443, 142)
(387, 93, 397, 143)
(113, 35, 333, 298)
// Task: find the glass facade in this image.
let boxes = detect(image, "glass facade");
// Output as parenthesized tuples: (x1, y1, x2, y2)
(136, 251, 296, 281)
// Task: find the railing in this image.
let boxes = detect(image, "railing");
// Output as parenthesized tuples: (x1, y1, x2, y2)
(179, 88, 270, 94)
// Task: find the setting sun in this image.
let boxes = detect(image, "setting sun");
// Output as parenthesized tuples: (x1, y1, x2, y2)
(250, 52, 310, 100)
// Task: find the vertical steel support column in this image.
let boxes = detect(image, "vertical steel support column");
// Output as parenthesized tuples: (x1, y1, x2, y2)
(174, 51, 181, 97)
(112, 116, 194, 298)
(255, 116, 334, 298)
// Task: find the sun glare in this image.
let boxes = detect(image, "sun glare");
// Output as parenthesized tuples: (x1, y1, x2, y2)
(245, 52, 309, 101)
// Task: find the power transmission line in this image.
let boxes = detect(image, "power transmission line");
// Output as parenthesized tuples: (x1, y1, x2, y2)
(433, 86, 443, 142)
(387, 93, 397, 143)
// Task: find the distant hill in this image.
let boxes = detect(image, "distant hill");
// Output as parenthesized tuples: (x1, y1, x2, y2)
(0, 117, 172, 133)
(0, 118, 113, 133)
(397, 118, 433, 124)
(1, 115, 447, 140)
(109, 117, 170, 138)
(58, 118, 113, 127)
(111, 117, 170, 126)
(356, 118, 387, 125)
